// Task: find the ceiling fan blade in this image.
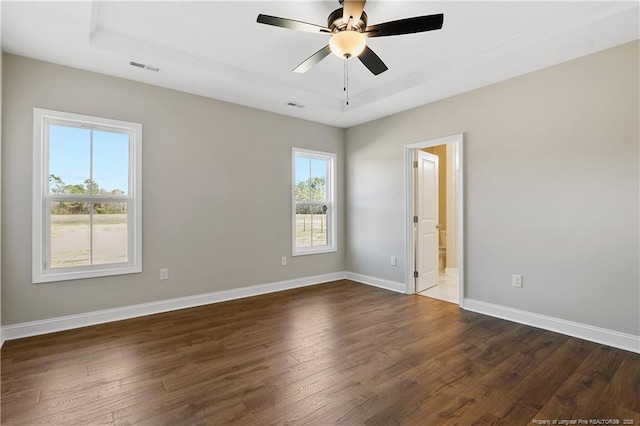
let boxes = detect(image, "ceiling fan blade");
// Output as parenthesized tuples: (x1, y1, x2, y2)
(358, 45, 388, 75)
(366, 13, 444, 38)
(257, 14, 331, 34)
(293, 45, 332, 73)
(343, 0, 366, 28)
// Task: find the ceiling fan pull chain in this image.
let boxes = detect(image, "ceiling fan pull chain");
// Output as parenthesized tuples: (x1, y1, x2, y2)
(346, 58, 350, 106)
(343, 57, 347, 93)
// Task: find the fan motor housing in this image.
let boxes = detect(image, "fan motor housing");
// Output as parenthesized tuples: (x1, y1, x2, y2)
(328, 8, 368, 32)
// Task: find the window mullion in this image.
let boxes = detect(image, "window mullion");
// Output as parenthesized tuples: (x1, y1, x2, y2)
(48, 195, 129, 202)
(295, 201, 326, 206)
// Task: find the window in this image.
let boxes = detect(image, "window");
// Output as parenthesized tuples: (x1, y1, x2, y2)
(32, 108, 142, 283)
(292, 148, 337, 256)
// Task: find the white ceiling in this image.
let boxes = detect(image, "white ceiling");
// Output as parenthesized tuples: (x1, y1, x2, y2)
(2, 1, 639, 128)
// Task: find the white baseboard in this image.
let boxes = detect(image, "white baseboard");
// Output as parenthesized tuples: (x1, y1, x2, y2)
(444, 267, 458, 274)
(1, 271, 348, 342)
(5, 274, 635, 355)
(346, 272, 406, 294)
(463, 298, 640, 354)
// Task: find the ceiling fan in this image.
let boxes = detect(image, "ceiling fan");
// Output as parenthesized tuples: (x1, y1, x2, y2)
(256, 0, 444, 76)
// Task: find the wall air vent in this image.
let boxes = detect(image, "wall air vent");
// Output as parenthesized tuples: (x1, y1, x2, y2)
(130, 61, 160, 72)
(287, 102, 305, 109)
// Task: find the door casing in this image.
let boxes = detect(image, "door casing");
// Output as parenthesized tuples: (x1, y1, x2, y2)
(404, 133, 465, 308)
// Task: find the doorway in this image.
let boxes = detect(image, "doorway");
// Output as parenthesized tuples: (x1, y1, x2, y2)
(404, 134, 464, 307)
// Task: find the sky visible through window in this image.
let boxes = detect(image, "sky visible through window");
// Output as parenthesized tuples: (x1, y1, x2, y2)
(294, 156, 327, 189)
(49, 124, 129, 194)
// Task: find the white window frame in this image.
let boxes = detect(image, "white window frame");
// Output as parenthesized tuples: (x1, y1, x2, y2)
(292, 147, 337, 256)
(32, 108, 142, 283)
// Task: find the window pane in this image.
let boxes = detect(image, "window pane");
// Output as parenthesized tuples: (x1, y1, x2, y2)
(296, 204, 312, 248)
(50, 201, 91, 268)
(310, 158, 327, 201)
(93, 131, 129, 196)
(49, 125, 91, 195)
(294, 156, 311, 202)
(93, 202, 128, 265)
(296, 204, 328, 248)
(310, 204, 328, 246)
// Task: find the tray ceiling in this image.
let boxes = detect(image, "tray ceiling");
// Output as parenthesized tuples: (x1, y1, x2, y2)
(2, 1, 638, 127)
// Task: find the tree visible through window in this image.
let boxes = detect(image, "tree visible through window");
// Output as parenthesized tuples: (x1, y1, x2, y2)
(293, 148, 336, 255)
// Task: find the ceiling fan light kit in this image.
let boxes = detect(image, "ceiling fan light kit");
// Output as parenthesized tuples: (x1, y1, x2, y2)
(329, 30, 366, 58)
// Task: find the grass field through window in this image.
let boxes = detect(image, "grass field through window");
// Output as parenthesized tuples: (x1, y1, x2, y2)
(50, 213, 127, 267)
(295, 213, 327, 248)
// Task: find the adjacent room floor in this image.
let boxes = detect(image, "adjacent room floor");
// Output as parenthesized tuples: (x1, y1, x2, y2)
(418, 268, 459, 304)
(1, 280, 638, 425)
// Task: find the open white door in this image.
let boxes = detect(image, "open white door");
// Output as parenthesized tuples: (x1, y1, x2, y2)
(415, 150, 439, 292)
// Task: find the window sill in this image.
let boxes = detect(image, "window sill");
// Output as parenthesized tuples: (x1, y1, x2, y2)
(292, 247, 337, 257)
(33, 265, 142, 284)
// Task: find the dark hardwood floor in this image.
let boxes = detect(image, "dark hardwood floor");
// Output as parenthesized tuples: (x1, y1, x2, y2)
(1, 280, 638, 425)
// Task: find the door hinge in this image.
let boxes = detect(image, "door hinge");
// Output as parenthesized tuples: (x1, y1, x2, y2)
(414, 271, 418, 278)
(413, 161, 418, 168)
(413, 216, 418, 223)
(43, 262, 47, 270)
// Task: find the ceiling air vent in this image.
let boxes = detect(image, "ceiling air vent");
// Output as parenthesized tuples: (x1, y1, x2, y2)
(287, 102, 305, 109)
(130, 61, 160, 72)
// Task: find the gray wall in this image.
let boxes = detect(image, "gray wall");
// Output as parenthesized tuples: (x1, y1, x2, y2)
(3, 42, 639, 337)
(2, 54, 345, 325)
(346, 41, 639, 336)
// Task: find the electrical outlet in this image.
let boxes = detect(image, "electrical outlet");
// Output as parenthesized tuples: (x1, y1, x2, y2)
(160, 268, 169, 280)
(390, 256, 397, 266)
(281, 256, 287, 266)
(512, 274, 522, 288)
